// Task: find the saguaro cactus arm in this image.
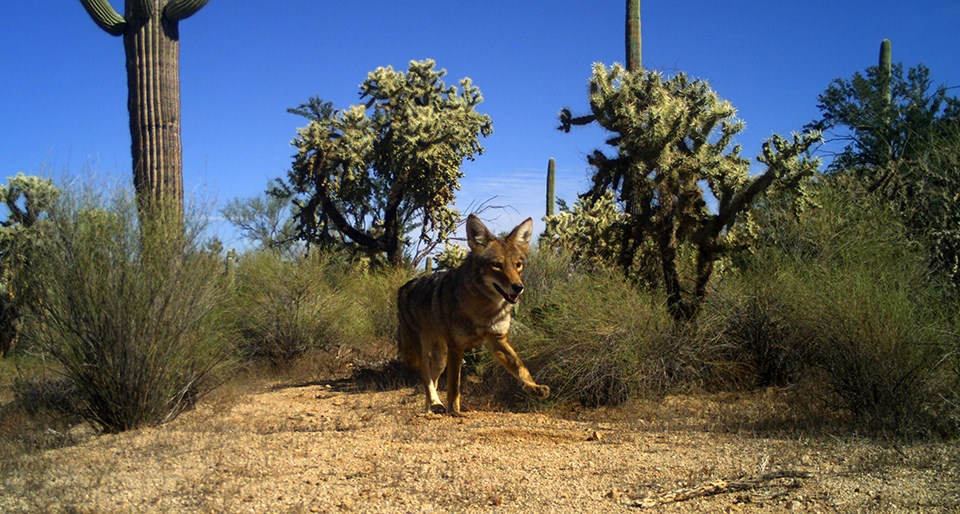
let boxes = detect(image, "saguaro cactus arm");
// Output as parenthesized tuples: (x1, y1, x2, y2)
(164, 0, 210, 22)
(79, 0, 125, 35)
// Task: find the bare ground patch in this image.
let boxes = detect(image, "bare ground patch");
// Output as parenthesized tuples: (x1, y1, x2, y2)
(1, 374, 958, 513)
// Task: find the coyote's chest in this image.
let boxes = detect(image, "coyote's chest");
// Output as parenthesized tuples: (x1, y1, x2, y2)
(476, 305, 512, 336)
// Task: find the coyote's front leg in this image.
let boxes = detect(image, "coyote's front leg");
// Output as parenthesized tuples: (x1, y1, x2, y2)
(486, 334, 550, 399)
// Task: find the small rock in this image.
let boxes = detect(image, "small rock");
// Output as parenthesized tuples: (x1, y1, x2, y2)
(787, 500, 803, 510)
(605, 488, 623, 500)
(587, 430, 603, 442)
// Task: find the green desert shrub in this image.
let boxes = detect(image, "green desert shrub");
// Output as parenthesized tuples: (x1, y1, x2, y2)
(231, 251, 348, 365)
(479, 251, 683, 407)
(730, 179, 958, 436)
(22, 188, 230, 433)
(336, 265, 410, 359)
(0, 174, 59, 357)
(699, 283, 806, 390)
(230, 251, 409, 367)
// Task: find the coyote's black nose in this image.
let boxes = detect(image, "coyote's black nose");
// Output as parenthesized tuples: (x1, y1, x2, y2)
(512, 284, 524, 295)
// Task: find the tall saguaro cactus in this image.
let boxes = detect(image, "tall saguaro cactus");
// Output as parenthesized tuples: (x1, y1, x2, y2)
(625, 0, 641, 71)
(879, 39, 892, 104)
(545, 157, 556, 217)
(79, 0, 209, 218)
(878, 39, 894, 164)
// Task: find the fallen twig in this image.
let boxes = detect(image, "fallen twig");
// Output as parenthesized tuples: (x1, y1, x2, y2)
(629, 470, 812, 509)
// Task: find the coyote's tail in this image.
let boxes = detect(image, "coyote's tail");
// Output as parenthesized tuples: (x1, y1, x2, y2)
(396, 286, 420, 371)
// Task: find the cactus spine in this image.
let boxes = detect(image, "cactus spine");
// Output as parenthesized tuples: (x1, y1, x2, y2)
(78, 0, 209, 220)
(546, 157, 556, 217)
(625, 0, 641, 71)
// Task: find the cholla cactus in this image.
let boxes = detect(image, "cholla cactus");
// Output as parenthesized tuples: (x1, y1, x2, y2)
(541, 190, 624, 268)
(560, 63, 820, 321)
(0, 174, 59, 356)
(282, 60, 492, 268)
(433, 241, 468, 271)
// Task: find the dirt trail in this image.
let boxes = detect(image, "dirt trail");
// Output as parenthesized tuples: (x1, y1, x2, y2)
(2, 378, 958, 513)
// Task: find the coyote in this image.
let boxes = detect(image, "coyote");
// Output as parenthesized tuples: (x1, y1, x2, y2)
(397, 215, 550, 415)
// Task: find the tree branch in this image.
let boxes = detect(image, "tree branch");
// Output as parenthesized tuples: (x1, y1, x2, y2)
(629, 470, 812, 509)
(313, 168, 381, 251)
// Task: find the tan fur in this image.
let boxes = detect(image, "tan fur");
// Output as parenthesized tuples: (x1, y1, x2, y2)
(397, 215, 550, 415)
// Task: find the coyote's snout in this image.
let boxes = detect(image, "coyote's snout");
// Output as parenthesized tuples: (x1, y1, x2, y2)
(396, 215, 550, 415)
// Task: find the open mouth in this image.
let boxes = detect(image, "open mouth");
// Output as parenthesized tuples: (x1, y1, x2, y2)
(494, 284, 521, 304)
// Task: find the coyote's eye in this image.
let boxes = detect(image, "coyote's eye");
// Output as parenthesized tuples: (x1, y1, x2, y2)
(515, 261, 524, 271)
(490, 262, 503, 271)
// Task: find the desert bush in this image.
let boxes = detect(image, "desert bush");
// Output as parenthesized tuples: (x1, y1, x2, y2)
(478, 251, 687, 407)
(231, 251, 338, 365)
(730, 179, 959, 436)
(230, 251, 409, 367)
(23, 187, 230, 433)
(699, 284, 806, 390)
(336, 266, 410, 360)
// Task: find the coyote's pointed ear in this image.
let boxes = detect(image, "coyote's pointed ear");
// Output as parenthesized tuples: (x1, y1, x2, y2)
(507, 218, 534, 252)
(466, 214, 495, 251)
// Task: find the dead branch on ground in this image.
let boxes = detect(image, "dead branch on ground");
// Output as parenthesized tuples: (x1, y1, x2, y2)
(629, 470, 812, 509)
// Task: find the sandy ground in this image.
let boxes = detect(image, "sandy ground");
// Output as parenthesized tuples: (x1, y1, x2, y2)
(1, 375, 959, 513)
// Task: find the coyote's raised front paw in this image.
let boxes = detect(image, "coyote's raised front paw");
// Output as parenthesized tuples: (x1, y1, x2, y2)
(524, 384, 550, 399)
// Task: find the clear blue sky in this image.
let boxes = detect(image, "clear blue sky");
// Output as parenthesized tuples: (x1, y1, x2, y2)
(2, 1, 959, 245)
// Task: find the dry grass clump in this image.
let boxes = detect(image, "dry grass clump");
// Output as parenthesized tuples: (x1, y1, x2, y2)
(228, 252, 409, 368)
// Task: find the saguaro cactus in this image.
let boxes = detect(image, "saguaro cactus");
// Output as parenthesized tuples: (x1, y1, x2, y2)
(878, 39, 894, 163)
(879, 39, 892, 104)
(78, 0, 209, 218)
(545, 157, 556, 217)
(625, 0, 641, 71)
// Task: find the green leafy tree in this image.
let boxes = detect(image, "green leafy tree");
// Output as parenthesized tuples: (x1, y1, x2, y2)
(276, 59, 493, 267)
(0, 174, 59, 356)
(810, 41, 960, 187)
(810, 41, 960, 285)
(559, 64, 820, 322)
(78, 0, 209, 218)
